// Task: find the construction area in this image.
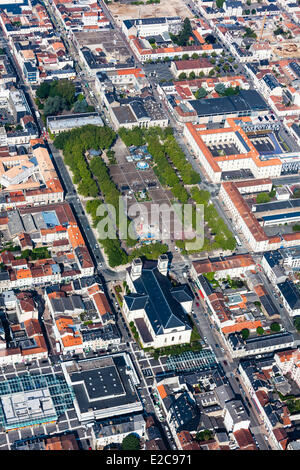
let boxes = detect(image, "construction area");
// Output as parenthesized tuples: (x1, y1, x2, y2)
(107, 0, 193, 23)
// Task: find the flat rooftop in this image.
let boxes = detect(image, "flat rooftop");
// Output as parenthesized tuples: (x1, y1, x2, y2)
(47, 113, 103, 131)
(64, 354, 141, 418)
(1, 389, 57, 430)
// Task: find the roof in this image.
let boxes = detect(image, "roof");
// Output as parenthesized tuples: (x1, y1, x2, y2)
(193, 254, 255, 275)
(190, 90, 268, 117)
(277, 280, 300, 311)
(126, 261, 191, 336)
(233, 429, 257, 450)
(174, 58, 212, 71)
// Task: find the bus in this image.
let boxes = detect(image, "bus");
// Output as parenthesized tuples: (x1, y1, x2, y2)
(234, 235, 242, 246)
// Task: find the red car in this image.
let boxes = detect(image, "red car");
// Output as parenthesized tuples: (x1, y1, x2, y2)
(196, 302, 199, 307)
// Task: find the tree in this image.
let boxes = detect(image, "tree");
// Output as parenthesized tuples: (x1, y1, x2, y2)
(73, 99, 89, 113)
(216, 0, 225, 8)
(121, 434, 141, 450)
(241, 328, 249, 340)
(293, 188, 300, 199)
(256, 192, 271, 204)
(195, 87, 208, 99)
(43, 95, 66, 116)
(189, 71, 196, 79)
(294, 317, 300, 332)
(178, 72, 187, 80)
(270, 322, 281, 333)
(50, 79, 76, 106)
(256, 326, 264, 336)
(196, 430, 213, 442)
(36, 81, 51, 100)
(224, 86, 239, 96)
(192, 53, 199, 59)
(215, 83, 226, 95)
(205, 34, 216, 44)
(243, 27, 257, 39)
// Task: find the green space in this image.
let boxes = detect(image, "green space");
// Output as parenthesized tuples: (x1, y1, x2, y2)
(256, 189, 276, 204)
(243, 27, 257, 39)
(35, 79, 94, 119)
(270, 322, 281, 333)
(195, 430, 213, 442)
(121, 434, 141, 450)
(134, 190, 152, 202)
(170, 18, 193, 47)
(241, 328, 250, 340)
(215, 83, 240, 96)
(119, 128, 235, 255)
(19, 247, 51, 261)
(0, 244, 20, 253)
(256, 326, 264, 336)
(294, 317, 300, 332)
(286, 398, 300, 415)
(293, 188, 300, 199)
(152, 341, 202, 360)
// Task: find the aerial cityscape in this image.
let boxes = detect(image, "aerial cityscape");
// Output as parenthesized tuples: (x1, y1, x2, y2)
(0, 0, 299, 453)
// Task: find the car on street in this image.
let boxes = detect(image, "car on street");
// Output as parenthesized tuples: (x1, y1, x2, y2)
(196, 302, 199, 307)
(223, 360, 228, 366)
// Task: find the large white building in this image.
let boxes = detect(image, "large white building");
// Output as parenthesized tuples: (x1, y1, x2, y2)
(122, 17, 182, 38)
(123, 256, 193, 349)
(62, 354, 143, 422)
(183, 118, 282, 184)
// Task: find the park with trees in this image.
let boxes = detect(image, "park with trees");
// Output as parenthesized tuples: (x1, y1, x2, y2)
(35, 79, 94, 119)
(54, 125, 169, 267)
(119, 126, 236, 255)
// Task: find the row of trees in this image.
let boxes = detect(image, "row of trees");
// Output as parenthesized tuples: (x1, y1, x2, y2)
(241, 322, 281, 340)
(54, 125, 170, 267)
(190, 187, 236, 251)
(164, 136, 200, 185)
(53, 125, 116, 199)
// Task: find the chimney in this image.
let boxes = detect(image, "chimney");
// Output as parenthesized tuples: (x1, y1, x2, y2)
(157, 254, 168, 276)
(131, 258, 143, 281)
